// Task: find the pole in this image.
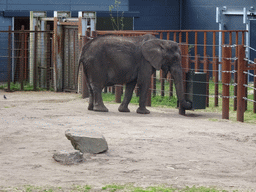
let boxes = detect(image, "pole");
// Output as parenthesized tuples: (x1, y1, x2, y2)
(8, 26, 12, 92)
(222, 45, 231, 120)
(237, 45, 245, 122)
(33, 26, 38, 91)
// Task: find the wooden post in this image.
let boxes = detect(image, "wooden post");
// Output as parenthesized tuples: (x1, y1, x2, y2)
(169, 72, 173, 97)
(204, 57, 209, 107)
(237, 45, 245, 122)
(115, 84, 122, 103)
(152, 71, 156, 97)
(146, 74, 153, 107)
(234, 32, 239, 111)
(160, 70, 165, 97)
(222, 45, 231, 120)
(212, 32, 218, 107)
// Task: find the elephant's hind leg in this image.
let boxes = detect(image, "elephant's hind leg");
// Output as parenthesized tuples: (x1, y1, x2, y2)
(88, 84, 94, 111)
(91, 83, 109, 112)
(118, 80, 136, 112)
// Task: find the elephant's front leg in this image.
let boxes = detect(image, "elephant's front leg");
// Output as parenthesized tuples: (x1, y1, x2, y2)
(118, 80, 137, 112)
(136, 77, 151, 114)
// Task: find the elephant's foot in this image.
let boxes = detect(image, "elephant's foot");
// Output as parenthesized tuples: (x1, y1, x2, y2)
(136, 107, 150, 114)
(88, 103, 94, 111)
(93, 104, 109, 112)
(118, 105, 130, 112)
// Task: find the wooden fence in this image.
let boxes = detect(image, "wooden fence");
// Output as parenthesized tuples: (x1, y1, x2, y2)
(2, 28, 255, 122)
(93, 30, 255, 122)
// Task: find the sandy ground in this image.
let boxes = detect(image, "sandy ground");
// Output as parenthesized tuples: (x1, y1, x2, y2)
(0, 90, 256, 191)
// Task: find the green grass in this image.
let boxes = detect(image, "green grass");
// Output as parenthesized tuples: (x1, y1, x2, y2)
(102, 79, 256, 124)
(0, 82, 54, 91)
(1, 184, 241, 192)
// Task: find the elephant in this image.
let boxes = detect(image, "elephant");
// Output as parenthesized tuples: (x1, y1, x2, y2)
(78, 34, 192, 114)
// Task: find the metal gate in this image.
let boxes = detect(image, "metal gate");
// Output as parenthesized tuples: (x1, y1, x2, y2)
(63, 26, 79, 92)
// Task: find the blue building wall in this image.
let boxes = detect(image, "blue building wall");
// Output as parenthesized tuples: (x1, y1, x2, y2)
(182, 0, 256, 30)
(129, 0, 180, 30)
(0, 0, 128, 12)
(0, 14, 12, 82)
(0, 0, 255, 82)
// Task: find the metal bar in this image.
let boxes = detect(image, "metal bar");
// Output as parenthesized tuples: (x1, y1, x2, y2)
(254, 59, 256, 113)
(33, 26, 38, 91)
(46, 25, 51, 90)
(222, 45, 232, 120)
(73, 29, 76, 88)
(20, 25, 25, 91)
(8, 26, 11, 92)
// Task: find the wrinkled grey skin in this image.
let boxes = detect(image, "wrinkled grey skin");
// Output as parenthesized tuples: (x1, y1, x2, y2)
(78, 34, 192, 114)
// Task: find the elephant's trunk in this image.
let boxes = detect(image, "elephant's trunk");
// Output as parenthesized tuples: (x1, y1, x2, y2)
(170, 65, 192, 115)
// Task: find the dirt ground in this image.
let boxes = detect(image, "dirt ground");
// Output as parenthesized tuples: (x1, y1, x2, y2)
(0, 90, 256, 191)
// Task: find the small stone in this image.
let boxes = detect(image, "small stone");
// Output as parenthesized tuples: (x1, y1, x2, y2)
(53, 150, 84, 165)
(65, 129, 108, 154)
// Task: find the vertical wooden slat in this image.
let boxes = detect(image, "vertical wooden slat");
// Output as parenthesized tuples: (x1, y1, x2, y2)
(234, 32, 239, 110)
(222, 45, 231, 120)
(237, 45, 245, 122)
(167, 32, 170, 40)
(160, 70, 165, 97)
(160, 32, 163, 40)
(179, 32, 182, 43)
(194, 31, 198, 56)
(173, 32, 177, 42)
(212, 31, 218, 107)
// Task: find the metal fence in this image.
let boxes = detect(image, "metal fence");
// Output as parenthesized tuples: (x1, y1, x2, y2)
(1, 26, 53, 91)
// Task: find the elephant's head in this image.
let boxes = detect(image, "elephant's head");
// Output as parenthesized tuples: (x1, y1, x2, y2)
(142, 39, 192, 115)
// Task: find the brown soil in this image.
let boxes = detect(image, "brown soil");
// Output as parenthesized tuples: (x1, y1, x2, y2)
(0, 90, 256, 191)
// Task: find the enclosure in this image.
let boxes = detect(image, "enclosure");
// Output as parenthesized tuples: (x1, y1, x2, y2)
(0, 16, 255, 122)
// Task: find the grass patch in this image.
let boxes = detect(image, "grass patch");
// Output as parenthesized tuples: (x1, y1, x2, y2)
(0, 184, 243, 192)
(102, 79, 256, 124)
(101, 184, 235, 192)
(0, 82, 54, 91)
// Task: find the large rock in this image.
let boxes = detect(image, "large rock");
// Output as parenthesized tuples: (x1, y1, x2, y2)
(53, 150, 84, 165)
(65, 129, 108, 154)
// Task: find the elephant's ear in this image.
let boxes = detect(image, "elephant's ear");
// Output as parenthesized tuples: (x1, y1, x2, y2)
(142, 40, 164, 70)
